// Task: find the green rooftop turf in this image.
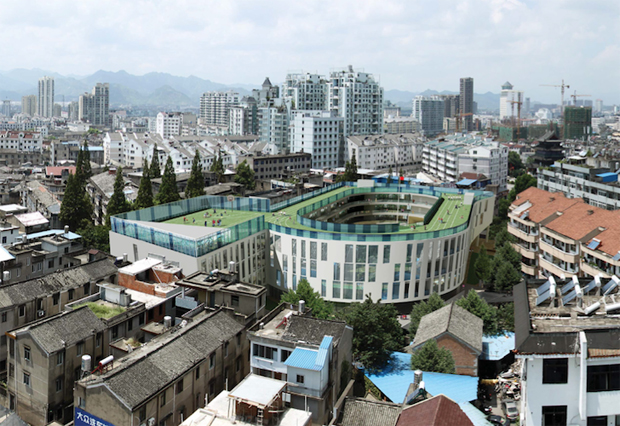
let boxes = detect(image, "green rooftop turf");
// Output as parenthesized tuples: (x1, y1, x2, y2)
(161, 187, 473, 235)
(164, 208, 263, 228)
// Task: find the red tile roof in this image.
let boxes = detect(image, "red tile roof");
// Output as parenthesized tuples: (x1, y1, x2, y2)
(544, 202, 620, 242)
(396, 395, 473, 426)
(512, 187, 583, 223)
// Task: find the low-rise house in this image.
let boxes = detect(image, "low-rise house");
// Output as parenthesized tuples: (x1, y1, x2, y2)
(176, 267, 266, 325)
(411, 303, 483, 377)
(8, 211, 49, 234)
(74, 308, 248, 426)
(7, 307, 107, 425)
(248, 304, 353, 425)
(87, 170, 139, 225)
(20, 181, 61, 229)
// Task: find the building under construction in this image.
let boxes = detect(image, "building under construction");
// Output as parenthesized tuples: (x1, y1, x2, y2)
(564, 106, 592, 140)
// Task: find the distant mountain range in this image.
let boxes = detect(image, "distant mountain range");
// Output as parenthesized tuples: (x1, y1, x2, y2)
(384, 89, 502, 112)
(0, 69, 254, 108)
(0, 68, 504, 111)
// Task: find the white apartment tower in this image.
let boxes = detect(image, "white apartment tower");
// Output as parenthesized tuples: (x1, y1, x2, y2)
(79, 83, 110, 126)
(258, 107, 289, 153)
(326, 66, 383, 137)
(412, 96, 445, 136)
(499, 81, 524, 121)
(282, 73, 326, 111)
(37, 76, 54, 118)
(156, 112, 182, 138)
(229, 97, 258, 136)
(21, 95, 37, 117)
(200, 91, 240, 127)
(289, 110, 344, 169)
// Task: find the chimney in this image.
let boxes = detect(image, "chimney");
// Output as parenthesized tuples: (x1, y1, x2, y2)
(549, 197, 555, 201)
(587, 210, 594, 215)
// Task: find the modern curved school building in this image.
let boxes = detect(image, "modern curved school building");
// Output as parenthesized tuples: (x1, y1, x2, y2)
(110, 181, 494, 304)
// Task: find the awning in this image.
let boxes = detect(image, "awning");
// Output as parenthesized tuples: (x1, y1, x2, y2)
(457, 178, 478, 186)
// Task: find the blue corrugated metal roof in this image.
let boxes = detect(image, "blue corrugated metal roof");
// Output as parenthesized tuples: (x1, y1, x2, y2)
(27, 229, 81, 240)
(315, 336, 333, 369)
(596, 172, 617, 178)
(365, 352, 478, 404)
(481, 332, 515, 361)
(284, 348, 322, 371)
(459, 402, 494, 425)
(457, 178, 478, 186)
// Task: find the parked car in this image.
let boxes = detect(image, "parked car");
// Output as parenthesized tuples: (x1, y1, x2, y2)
(487, 415, 510, 426)
(501, 399, 519, 421)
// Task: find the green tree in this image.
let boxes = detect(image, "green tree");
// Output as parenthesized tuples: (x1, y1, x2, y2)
(508, 151, 524, 177)
(210, 151, 224, 183)
(410, 339, 455, 374)
(344, 297, 404, 369)
(280, 278, 333, 320)
(150, 149, 161, 178)
(498, 198, 511, 220)
(474, 246, 492, 284)
(494, 262, 522, 292)
(186, 152, 206, 198)
(387, 166, 393, 184)
(75, 141, 92, 185)
(234, 160, 256, 190)
(77, 223, 110, 253)
(409, 293, 445, 336)
(496, 242, 521, 271)
(337, 153, 359, 183)
(156, 157, 181, 204)
(456, 290, 499, 336)
(59, 173, 93, 231)
(497, 302, 515, 332)
(508, 173, 537, 202)
(106, 167, 132, 224)
(134, 159, 154, 210)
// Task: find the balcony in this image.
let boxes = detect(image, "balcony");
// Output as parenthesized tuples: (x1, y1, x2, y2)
(521, 262, 537, 276)
(507, 223, 538, 243)
(580, 261, 611, 279)
(512, 242, 537, 260)
(539, 254, 579, 277)
(539, 240, 579, 264)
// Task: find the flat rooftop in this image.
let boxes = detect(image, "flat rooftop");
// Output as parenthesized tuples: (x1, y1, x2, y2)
(163, 209, 263, 229)
(178, 271, 266, 296)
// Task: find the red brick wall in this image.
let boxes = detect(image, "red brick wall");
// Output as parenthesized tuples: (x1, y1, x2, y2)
(436, 334, 479, 377)
(148, 268, 182, 284)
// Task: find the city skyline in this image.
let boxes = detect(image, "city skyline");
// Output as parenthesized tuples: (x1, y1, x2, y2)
(0, 0, 617, 104)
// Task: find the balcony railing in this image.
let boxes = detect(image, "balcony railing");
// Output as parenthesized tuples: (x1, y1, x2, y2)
(541, 237, 578, 255)
(540, 254, 579, 274)
(508, 222, 538, 236)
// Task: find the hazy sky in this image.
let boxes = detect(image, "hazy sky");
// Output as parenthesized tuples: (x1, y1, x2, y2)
(1, 0, 618, 103)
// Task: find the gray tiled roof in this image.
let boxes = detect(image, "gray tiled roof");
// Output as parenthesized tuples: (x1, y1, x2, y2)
(339, 398, 401, 426)
(0, 258, 118, 309)
(282, 315, 349, 348)
(412, 303, 483, 353)
(14, 306, 104, 354)
(91, 310, 244, 410)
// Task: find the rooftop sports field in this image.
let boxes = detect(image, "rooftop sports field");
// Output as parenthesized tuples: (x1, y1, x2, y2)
(163, 186, 473, 235)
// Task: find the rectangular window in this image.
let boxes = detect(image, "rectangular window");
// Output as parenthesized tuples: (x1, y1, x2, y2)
(292, 275, 297, 290)
(404, 282, 410, 299)
(542, 406, 567, 426)
(332, 281, 341, 298)
(368, 265, 376, 282)
(231, 295, 240, 307)
(344, 264, 354, 281)
(310, 241, 317, 260)
(587, 417, 607, 426)
(23, 372, 30, 387)
(355, 264, 365, 281)
(301, 240, 306, 258)
(368, 246, 378, 264)
(292, 239, 297, 256)
(55, 377, 62, 392)
(112, 325, 118, 339)
(176, 378, 184, 394)
(321, 280, 327, 297)
(296, 374, 305, 384)
(68, 289, 74, 300)
(18, 305, 25, 317)
(225, 342, 229, 357)
(543, 358, 568, 384)
(321, 243, 328, 261)
(383, 245, 391, 263)
(196, 366, 200, 379)
(53, 293, 59, 305)
(382, 283, 388, 300)
(127, 318, 133, 331)
(345, 245, 353, 263)
(356, 245, 367, 263)
(1, 312, 6, 322)
(392, 282, 400, 300)
(57, 351, 64, 365)
(310, 260, 317, 278)
(394, 264, 401, 281)
(160, 389, 166, 407)
(405, 263, 412, 280)
(587, 364, 620, 392)
(77, 342, 84, 356)
(24, 346, 30, 361)
(406, 244, 413, 263)
(253, 344, 277, 360)
(343, 282, 353, 299)
(301, 259, 307, 277)
(356, 283, 364, 300)
(333, 263, 341, 280)
(281, 350, 292, 363)
(210, 353, 215, 369)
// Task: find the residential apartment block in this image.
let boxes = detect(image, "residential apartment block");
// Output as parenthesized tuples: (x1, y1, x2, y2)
(21, 95, 37, 117)
(200, 90, 240, 127)
(515, 278, 620, 426)
(459, 77, 474, 132)
(508, 187, 620, 280)
(384, 116, 419, 134)
(347, 134, 423, 171)
(79, 83, 110, 127)
(242, 152, 312, 181)
(229, 97, 258, 136)
(289, 110, 343, 169)
(258, 106, 289, 153)
(282, 73, 326, 111)
(412, 96, 444, 137)
(155, 111, 182, 139)
(38, 76, 54, 118)
(499, 81, 524, 121)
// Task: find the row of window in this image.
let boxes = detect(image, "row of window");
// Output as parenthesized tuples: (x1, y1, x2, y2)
(543, 358, 620, 392)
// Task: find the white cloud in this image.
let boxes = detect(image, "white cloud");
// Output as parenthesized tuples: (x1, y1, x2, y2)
(0, 0, 617, 103)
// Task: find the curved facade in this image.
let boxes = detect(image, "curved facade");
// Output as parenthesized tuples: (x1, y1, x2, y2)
(267, 184, 494, 304)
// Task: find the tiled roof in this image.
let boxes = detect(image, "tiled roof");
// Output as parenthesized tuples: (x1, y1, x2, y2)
(543, 202, 620, 242)
(511, 187, 583, 223)
(396, 395, 474, 426)
(339, 398, 401, 426)
(282, 315, 349, 348)
(412, 304, 483, 353)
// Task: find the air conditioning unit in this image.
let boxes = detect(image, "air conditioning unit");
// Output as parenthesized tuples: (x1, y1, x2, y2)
(37, 310, 45, 317)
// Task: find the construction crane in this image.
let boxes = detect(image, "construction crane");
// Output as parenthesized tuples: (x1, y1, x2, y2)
(541, 79, 570, 118)
(570, 90, 591, 106)
(455, 112, 473, 133)
(507, 92, 523, 140)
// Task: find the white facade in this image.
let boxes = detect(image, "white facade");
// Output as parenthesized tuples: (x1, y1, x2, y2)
(156, 112, 182, 139)
(200, 91, 240, 126)
(258, 107, 289, 153)
(289, 110, 343, 169)
(79, 83, 110, 126)
(499, 82, 524, 121)
(0, 131, 43, 153)
(347, 134, 423, 170)
(282, 73, 326, 111)
(326, 66, 383, 137)
(37, 76, 54, 118)
(412, 96, 444, 136)
(458, 143, 509, 192)
(21, 95, 37, 117)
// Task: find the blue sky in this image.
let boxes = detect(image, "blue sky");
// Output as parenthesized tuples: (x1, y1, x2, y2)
(0, 0, 618, 103)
